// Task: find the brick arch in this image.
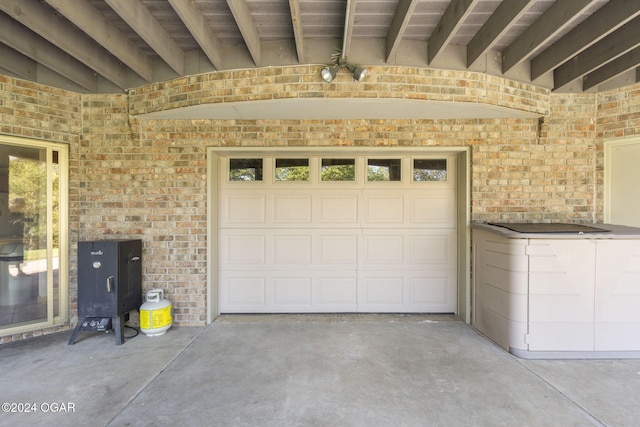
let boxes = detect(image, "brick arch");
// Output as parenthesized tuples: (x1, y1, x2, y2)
(128, 66, 550, 118)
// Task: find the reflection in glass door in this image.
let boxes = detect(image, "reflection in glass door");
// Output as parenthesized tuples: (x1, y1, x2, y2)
(0, 137, 67, 335)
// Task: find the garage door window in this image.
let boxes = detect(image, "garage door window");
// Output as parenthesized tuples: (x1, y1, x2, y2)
(275, 158, 309, 181)
(367, 159, 401, 181)
(413, 159, 447, 182)
(229, 159, 263, 181)
(321, 159, 355, 181)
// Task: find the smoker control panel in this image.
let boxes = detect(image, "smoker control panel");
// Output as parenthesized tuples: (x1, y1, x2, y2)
(78, 317, 112, 332)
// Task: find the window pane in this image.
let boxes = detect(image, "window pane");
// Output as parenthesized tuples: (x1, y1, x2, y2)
(413, 159, 447, 182)
(275, 158, 309, 181)
(229, 159, 263, 181)
(0, 147, 48, 327)
(367, 159, 401, 181)
(321, 159, 356, 181)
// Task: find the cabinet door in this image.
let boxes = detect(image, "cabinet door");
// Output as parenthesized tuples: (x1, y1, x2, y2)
(595, 240, 640, 351)
(472, 230, 529, 351)
(527, 240, 596, 351)
(606, 139, 640, 227)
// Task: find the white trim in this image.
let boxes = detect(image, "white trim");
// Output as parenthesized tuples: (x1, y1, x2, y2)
(457, 150, 471, 323)
(0, 134, 69, 336)
(206, 151, 219, 323)
(604, 136, 640, 224)
(215, 146, 466, 157)
(207, 146, 471, 323)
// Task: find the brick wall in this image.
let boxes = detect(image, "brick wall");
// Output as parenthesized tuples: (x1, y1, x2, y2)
(0, 75, 81, 142)
(596, 86, 640, 140)
(2, 66, 640, 341)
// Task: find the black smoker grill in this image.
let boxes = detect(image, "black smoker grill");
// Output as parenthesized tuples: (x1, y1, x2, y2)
(68, 240, 142, 345)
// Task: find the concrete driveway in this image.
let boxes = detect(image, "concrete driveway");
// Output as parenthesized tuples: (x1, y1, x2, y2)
(1, 314, 639, 426)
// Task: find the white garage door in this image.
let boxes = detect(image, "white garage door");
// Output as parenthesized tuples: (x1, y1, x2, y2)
(219, 154, 457, 313)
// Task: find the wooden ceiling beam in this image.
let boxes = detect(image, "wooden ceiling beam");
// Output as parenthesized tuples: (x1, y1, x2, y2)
(289, 0, 305, 63)
(0, 13, 97, 91)
(341, 0, 358, 59)
(554, 16, 640, 90)
(106, 0, 186, 75)
(428, 0, 480, 64)
(0, 44, 36, 82)
(583, 46, 640, 90)
(45, 0, 153, 82)
(532, 0, 640, 80)
(502, 0, 594, 73)
(226, 0, 261, 66)
(467, 0, 534, 68)
(386, 0, 420, 62)
(0, 0, 121, 89)
(168, 0, 223, 70)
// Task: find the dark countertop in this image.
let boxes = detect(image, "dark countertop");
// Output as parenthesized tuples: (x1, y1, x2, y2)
(471, 222, 640, 239)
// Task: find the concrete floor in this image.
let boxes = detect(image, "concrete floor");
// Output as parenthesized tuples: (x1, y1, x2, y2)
(1, 315, 639, 427)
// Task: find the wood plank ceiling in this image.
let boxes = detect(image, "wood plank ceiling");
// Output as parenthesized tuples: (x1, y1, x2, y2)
(0, 0, 639, 94)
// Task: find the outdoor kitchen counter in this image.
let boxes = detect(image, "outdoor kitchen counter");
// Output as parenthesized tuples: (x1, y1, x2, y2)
(471, 222, 640, 359)
(472, 222, 640, 239)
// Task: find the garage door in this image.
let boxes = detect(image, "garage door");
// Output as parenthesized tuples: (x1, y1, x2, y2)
(219, 154, 457, 313)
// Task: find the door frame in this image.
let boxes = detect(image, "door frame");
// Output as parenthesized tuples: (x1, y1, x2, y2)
(604, 136, 640, 225)
(0, 134, 69, 336)
(207, 147, 471, 323)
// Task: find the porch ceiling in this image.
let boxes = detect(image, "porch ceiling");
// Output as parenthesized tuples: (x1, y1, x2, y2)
(0, 0, 639, 94)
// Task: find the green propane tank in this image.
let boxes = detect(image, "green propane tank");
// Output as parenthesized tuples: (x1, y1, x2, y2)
(140, 289, 172, 336)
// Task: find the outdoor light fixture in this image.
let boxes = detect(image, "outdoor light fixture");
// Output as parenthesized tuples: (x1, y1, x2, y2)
(346, 63, 367, 81)
(321, 64, 339, 83)
(320, 53, 367, 83)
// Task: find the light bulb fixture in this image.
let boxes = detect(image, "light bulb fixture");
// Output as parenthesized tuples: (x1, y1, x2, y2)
(321, 64, 339, 83)
(346, 64, 367, 82)
(320, 55, 367, 83)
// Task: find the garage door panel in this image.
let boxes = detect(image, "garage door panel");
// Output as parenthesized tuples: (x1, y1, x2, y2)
(317, 234, 358, 266)
(219, 154, 457, 314)
(409, 191, 456, 227)
(360, 230, 456, 271)
(221, 233, 266, 266)
(317, 276, 358, 308)
(272, 193, 312, 224)
(362, 192, 404, 224)
(221, 274, 266, 311)
(222, 193, 267, 225)
(316, 193, 359, 225)
(222, 229, 360, 270)
(410, 230, 456, 267)
(220, 272, 359, 312)
(361, 233, 404, 266)
(273, 235, 312, 265)
(274, 277, 312, 305)
(410, 276, 453, 306)
(360, 277, 404, 306)
(358, 272, 456, 312)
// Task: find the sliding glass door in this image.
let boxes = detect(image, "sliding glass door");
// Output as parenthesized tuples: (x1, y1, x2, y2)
(0, 136, 68, 336)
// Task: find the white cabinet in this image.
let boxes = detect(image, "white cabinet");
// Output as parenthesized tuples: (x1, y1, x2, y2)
(472, 226, 640, 358)
(594, 240, 640, 351)
(528, 239, 596, 352)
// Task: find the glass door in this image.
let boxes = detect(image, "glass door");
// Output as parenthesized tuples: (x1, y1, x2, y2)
(0, 136, 68, 335)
